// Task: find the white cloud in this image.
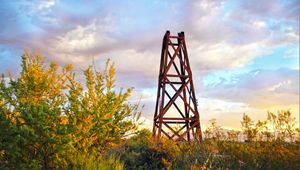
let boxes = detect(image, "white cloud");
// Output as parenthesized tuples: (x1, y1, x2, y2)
(53, 20, 116, 55)
(203, 68, 299, 107)
(189, 42, 271, 71)
(36, 0, 57, 11)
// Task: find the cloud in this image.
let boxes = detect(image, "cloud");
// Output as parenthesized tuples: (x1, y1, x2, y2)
(238, 0, 299, 21)
(203, 68, 299, 108)
(189, 42, 271, 72)
(284, 46, 299, 59)
(0, 0, 299, 130)
(1, 0, 298, 73)
(0, 45, 22, 75)
(52, 20, 117, 55)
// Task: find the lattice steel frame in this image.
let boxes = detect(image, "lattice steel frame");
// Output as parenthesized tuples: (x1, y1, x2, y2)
(152, 31, 202, 143)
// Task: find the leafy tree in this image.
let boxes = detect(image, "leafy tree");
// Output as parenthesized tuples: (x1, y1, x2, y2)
(0, 49, 140, 169)
(226, 130, 240, 142)
(255, 120, 267, 141)
(296, 128, 300, 142)
(66, 60, 140, 166)
(0, 50, 73, 169)
(241, 113, 258, 142)
(268, 110, 297, 142)
(204, 119, 224, 140)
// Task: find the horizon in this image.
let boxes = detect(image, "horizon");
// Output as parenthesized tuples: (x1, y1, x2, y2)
(0, 0, 299, 130)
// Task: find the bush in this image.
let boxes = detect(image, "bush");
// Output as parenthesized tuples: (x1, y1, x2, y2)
(0, 50, 139, 169)
(106, 129, 170, 170)
(74, 155, 124, 170)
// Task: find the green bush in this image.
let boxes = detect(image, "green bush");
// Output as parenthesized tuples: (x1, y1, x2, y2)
(73, 155, 124, 170)
(106, 129, 170, 170)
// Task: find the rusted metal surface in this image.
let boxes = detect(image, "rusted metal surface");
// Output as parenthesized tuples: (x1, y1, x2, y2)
(153, 31, 202, 143)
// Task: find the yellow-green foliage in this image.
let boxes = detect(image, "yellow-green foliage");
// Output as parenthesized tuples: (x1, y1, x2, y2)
(0, 49, 139, 169)
(74, 155, 124, 170)
(107, 128, 299, 170)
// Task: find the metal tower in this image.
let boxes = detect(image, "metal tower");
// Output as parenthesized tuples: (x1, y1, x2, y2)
(152, 31, 202, 143)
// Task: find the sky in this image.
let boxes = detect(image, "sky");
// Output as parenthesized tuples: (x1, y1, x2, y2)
(0, 0, 299, 130)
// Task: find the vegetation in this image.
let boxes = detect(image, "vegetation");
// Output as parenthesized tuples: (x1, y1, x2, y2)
(0, 50, 140, 169)
(108, 129, 299, 170)
(0, 50, 299, 169)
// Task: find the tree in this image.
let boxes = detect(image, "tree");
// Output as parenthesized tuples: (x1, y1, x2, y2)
(66, 60, 141, 166)
(267, 110, 297, 142)
(204, 119, 224, 140)
(0, 50, 73, 169)
(0, 49, 140, 169)
(255, 120, 267, 141)
(241, 113, 258, 142)
(226, 130, 240, 142)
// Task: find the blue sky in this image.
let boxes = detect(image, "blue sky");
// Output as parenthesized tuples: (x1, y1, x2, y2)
(0, 0, 299, 129)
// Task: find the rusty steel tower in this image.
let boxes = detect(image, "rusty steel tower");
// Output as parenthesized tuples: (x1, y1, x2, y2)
(153, 31, 202, 143)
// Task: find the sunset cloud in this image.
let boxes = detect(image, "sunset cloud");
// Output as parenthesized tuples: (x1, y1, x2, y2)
(0, 0, 299, 129)
(203, 68, 299, 106)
